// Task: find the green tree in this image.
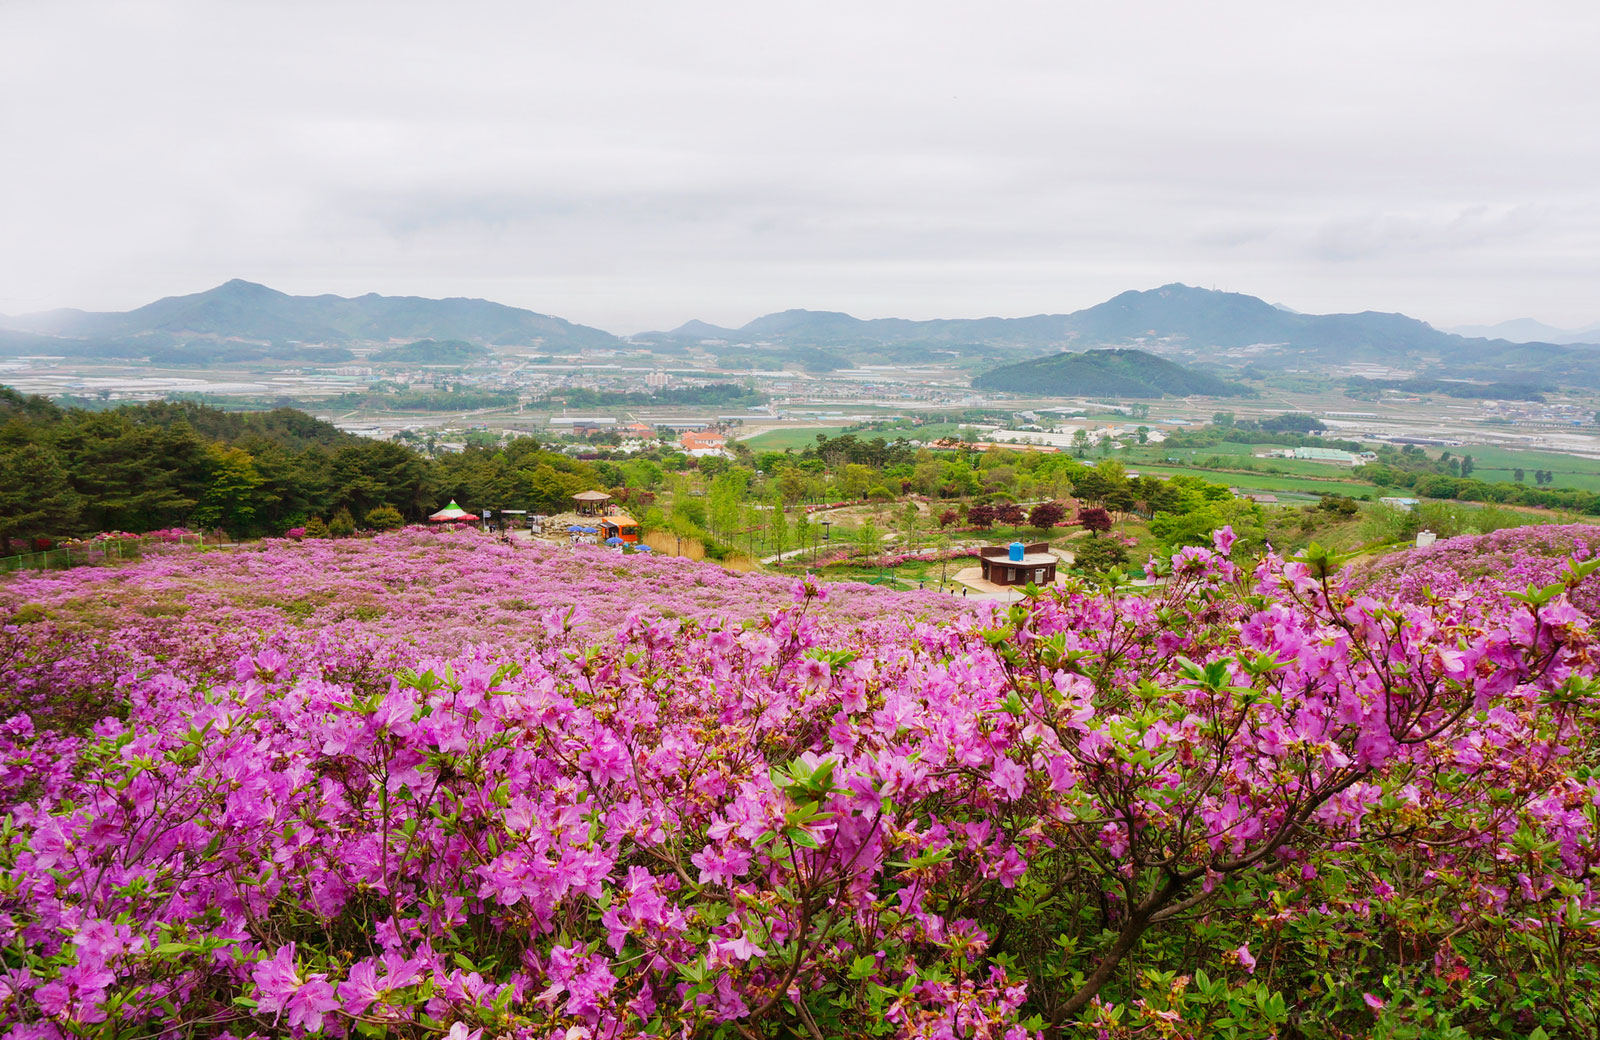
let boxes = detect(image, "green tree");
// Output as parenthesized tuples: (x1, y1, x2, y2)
(1149, 498, 1264, 555)
(768, 497, 790, 556)
(707, 470, 748, 538)
(190, 444, 266, 537)
(854, 520, 880, 560)
(775, 467, 811, 505)
(56, 414, 207, 531)
(331, 441, 432, 520)
(1072, 535, 1129, 574)
(836, 463, 874, 500)
(794, 513, 814, 560)
(523, 463, 587, 514)
(0, 443, 82, 553)
(897, 502, 922, 552)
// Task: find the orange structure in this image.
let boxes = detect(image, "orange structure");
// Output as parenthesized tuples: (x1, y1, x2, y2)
(599, 515, 640, 545)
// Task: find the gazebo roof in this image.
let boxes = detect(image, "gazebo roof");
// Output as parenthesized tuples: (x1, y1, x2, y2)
(573, 490, 612, 501)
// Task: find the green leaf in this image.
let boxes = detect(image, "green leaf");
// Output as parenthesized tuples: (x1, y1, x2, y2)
(786, 826, 821, 849)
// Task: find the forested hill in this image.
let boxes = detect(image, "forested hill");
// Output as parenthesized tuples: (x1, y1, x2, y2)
(370, 338, 493, 364)
(972, 348, 1241, 398)
(0, 388, 615, 551)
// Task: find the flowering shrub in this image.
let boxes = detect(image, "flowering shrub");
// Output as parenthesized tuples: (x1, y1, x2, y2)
(864, 547, 981, 569)
(0, 527, 1598, 1037)
(796, 547, 982, 571)
(1359, 522, 1600, 614)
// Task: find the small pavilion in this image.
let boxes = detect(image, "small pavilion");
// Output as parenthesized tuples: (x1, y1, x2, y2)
(979, 542, 1057, 587)
(572, 490, 612, 516)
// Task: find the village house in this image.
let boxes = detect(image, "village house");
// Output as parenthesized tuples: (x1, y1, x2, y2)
(680, 429, 729, 457)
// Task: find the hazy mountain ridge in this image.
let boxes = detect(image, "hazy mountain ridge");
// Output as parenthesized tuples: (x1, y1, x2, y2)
(6, 281, 1598, 387)
(644, 284, 1600, 386)
(1446, 317, 1600, 344)
(0, 279, 622, 353)
(644, 284, 1596, 354)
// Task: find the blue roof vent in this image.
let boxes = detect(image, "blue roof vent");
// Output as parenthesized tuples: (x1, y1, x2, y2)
(1008, 541, 1025, 562)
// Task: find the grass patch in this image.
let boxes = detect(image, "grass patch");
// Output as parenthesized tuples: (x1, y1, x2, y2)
(736, 426, 848, 451)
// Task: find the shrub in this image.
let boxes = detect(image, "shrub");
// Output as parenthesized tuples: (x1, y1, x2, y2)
(1078, 505, 1113, 533)
(328, 507, 356, 537)
(365, 505, 405, 531)
(1072, 534, 1128, 573)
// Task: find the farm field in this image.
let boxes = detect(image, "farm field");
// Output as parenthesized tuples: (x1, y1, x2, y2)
(1125, 461, 1375, 497)
(1442, 442, 1600, 491)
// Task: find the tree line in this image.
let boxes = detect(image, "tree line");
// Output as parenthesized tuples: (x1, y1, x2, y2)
(0, 389, 613, 553)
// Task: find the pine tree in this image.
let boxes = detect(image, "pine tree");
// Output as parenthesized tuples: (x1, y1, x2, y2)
(0, 443, 82, 554)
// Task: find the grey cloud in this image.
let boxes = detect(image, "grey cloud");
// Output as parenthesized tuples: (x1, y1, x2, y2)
(3, 0, 1600, 331)
(1310, 205, 1545, 263)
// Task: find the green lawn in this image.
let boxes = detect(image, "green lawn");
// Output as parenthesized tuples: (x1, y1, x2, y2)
(737, 426, 847, 451)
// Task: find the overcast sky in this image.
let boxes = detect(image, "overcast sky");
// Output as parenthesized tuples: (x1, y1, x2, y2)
(3, 0, 1598, 333)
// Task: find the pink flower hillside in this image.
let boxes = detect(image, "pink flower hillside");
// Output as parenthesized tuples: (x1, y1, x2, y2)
(1361, 522, 1600, 614)
(0, 526, 1597, 1037)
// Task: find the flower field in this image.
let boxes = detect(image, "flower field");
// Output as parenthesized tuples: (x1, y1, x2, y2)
(2, 526, 1600, 1037)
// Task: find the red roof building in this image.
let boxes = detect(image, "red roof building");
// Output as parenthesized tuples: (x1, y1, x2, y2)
(680, 430, 728, 457)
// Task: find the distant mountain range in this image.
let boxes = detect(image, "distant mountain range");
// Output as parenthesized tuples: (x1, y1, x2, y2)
(643, 284, 1596, 356)
(4, 279, 1597, 390)
(1445, 317, 1600, 345)
(0, 279, 620, 356)
(643, 284, 1600, 387)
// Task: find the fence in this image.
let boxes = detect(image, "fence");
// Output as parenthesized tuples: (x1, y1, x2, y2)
(0, 534, 210, 575)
